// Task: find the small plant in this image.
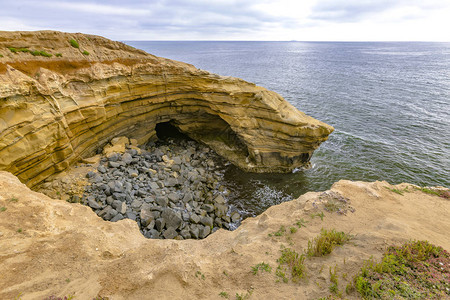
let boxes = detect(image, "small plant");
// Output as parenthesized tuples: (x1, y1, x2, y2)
(8, 47, 30, 53)
(329, 266, 340, 295)
(9, 197, 18, 202)
(195, 270, 205, 280)
(219, 291, 229, 298)
(251, 262, 271, 275)
(69, 39, 79, 48)
(277, 247, 306, 282)
(310, 212, 325, 221)
(223, 270, 228, 276)
(275, 267, 288, 283)
(17, 228, 22, 233)
(295, 218, 308, 228)
(30, 50, 52, 57)
(353, 240, 450, 299)
(0, 207, 6, 212)
(306, 228, 352, 257)
(0, 54, 3, 57)
(82, 50, 90, 55)
(345, 282, 354, 294)
(55, 53, 63, 57)
(235, 289, 252, 300)
(289, 226, 297, 234)
(268, 225, 286, 237)
(385, 186, 406, 195)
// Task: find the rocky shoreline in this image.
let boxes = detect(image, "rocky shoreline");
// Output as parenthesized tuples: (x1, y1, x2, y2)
(82, 136, 240, 240)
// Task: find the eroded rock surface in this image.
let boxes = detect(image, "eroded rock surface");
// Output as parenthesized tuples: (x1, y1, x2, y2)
(0, 30, 333, 187)
(1, 171, 448, 299)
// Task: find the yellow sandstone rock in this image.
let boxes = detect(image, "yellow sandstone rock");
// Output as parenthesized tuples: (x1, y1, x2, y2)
(0, 30, 333, 187)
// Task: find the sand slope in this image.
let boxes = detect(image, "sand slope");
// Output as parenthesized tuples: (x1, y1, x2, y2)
(0, 171, 448, 299)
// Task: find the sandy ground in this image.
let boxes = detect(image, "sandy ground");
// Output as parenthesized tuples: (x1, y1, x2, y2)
(0, 171, 448, 300)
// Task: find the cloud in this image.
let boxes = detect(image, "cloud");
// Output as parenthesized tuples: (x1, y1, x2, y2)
(0, 0, 449, 41)
(309, 0, 449, 22)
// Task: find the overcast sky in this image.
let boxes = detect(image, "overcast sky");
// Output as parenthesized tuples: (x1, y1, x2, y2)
(1, 0, 449, 41)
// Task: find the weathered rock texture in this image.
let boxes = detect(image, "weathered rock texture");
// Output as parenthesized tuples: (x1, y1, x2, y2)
(0, 31, 333, 187)
(0, 171, 448, 299)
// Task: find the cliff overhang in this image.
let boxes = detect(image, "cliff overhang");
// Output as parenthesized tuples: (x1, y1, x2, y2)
(0, 31, 333, 187)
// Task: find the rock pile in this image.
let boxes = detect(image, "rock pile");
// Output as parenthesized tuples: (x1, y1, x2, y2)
(83, 137, 240, 239)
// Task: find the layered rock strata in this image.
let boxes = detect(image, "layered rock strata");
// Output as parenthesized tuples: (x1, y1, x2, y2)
(0, 30, 333, 188)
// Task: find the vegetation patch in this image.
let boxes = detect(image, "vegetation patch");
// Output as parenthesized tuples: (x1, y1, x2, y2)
(319, 191, 355, 215)
(307, 228, 352, 257)
(385, 186, 408, 195)
(195, 270, 205, 280)
(69, 39, 79, 48)
(329, 265, 342, 297)
(295, 218, 308, 228)
(251, 262, 271, 275)
(219, 291, 229, 298)
(235, 289, 253, 300)
(8, 47, 30, 53)
(0, 54, 3, 57)
(416, 187, 450, 199)
(310, 211, 325, 221)
(0, 206, 6, 212)
(268, 225, 286, 237)
(55, 53, 63, 57)
(7, 47, 52, 57)
(353, 240, 450, 299)
(30, 50, 52, 57)
(82, 50, 90, 55)
(276, 247, 306, 283)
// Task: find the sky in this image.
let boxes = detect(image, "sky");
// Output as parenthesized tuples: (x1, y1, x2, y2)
(1, 0, 450, 41)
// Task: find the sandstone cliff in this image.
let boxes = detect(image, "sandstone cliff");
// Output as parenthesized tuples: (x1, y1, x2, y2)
(0, 31, 333, 187)
(0, 171, 448, 299)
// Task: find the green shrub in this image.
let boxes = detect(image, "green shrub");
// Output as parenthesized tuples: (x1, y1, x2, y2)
(0, 54, 3, 58)
(277, 247, 306, 282)
(82, 50, 90, 55)
(353, 240, 450, 299)
(8, 47, 30, 54)
(69, 39, 79, 48)
(30, 50, 52, 57)
(55, 53, 63, 57)
(307, 228, 351, 257)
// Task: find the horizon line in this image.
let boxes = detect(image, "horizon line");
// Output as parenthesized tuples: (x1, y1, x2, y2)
(123, 40, 450, 43)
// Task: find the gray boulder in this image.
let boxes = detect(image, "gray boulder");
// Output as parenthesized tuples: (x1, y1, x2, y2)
(163, 227, 178, 239)
(161, 208, 182, 229)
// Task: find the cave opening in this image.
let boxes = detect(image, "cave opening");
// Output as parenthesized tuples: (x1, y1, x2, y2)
(155, 121, 191, 141)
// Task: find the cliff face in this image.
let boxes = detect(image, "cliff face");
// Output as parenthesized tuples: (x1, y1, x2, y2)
(0, 31, 333, 187)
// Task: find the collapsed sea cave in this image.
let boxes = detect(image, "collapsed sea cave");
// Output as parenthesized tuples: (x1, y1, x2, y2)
(34, 114, 303, 241)
(76, 119, 248, 239)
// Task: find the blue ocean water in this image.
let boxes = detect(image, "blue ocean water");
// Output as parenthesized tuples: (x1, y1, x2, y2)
(126, 41, 450, 215)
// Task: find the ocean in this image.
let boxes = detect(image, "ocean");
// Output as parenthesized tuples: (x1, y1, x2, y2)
(126, 41, 450, 216)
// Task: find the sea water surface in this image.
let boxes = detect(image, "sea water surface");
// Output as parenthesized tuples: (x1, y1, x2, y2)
(126, 41, 450, 216)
